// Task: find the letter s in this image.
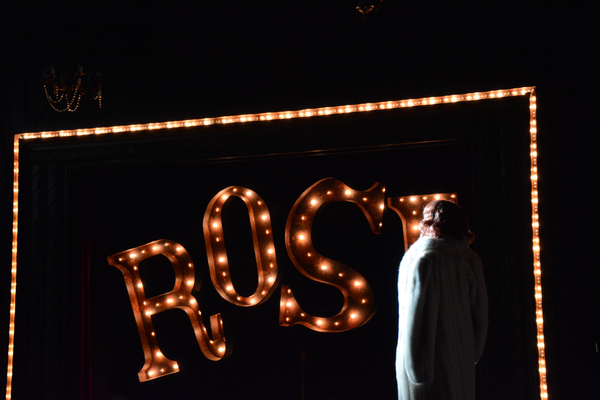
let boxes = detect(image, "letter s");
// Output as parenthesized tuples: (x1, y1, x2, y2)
(280, 178, 385, 332)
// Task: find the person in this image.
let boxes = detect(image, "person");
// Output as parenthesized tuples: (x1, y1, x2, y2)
(396, 200, 488, 400)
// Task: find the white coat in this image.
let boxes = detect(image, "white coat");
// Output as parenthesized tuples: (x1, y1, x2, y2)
(396, 236, 488, 400)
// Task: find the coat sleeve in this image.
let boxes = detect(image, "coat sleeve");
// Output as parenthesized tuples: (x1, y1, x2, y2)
(402, 252, 440, 385)
(469, 254, 488, 362)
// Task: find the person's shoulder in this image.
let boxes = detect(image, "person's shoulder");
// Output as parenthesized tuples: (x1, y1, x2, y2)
(413, 236, 440, 249)
(408, 237, 443, 259)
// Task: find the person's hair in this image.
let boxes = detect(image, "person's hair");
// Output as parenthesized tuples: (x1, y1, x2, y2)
(419, 200, 475, 243)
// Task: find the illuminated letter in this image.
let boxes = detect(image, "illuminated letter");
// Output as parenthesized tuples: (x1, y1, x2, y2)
(387, 193, 458, 251)
(204, 187, 278, 306)
(281, 178, 384, 332)
(107, 240, 226, 382)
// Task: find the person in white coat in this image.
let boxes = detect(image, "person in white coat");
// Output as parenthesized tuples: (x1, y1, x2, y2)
(396, 200, 488, 400)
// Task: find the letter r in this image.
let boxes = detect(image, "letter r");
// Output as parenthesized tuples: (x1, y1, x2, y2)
(107, 239, 227, 382)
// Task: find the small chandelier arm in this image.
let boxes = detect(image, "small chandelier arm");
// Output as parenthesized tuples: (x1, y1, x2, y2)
(42, 64, 102, 112)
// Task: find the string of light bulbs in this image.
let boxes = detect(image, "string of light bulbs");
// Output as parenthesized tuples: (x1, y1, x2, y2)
(7, 86, 546, 400)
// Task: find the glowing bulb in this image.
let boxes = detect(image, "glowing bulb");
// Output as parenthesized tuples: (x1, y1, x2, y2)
(261, 214, 268, 220)
(310, 199, 317, 205)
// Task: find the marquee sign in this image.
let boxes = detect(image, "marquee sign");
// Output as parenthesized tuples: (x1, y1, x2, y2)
(107, 177, 455, 382)
(5, 87, 546, 399)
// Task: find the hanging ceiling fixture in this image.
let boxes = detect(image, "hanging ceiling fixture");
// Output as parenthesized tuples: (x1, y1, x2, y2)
(356, 0, 384, 19)
(42, 63, 102, 112)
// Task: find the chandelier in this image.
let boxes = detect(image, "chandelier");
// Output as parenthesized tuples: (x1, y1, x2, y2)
(356, 0, 384, 18)
(42, 64, 102, 112)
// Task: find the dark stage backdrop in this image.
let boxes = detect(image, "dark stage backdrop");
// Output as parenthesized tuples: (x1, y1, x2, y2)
(12, 96, 536, 399)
